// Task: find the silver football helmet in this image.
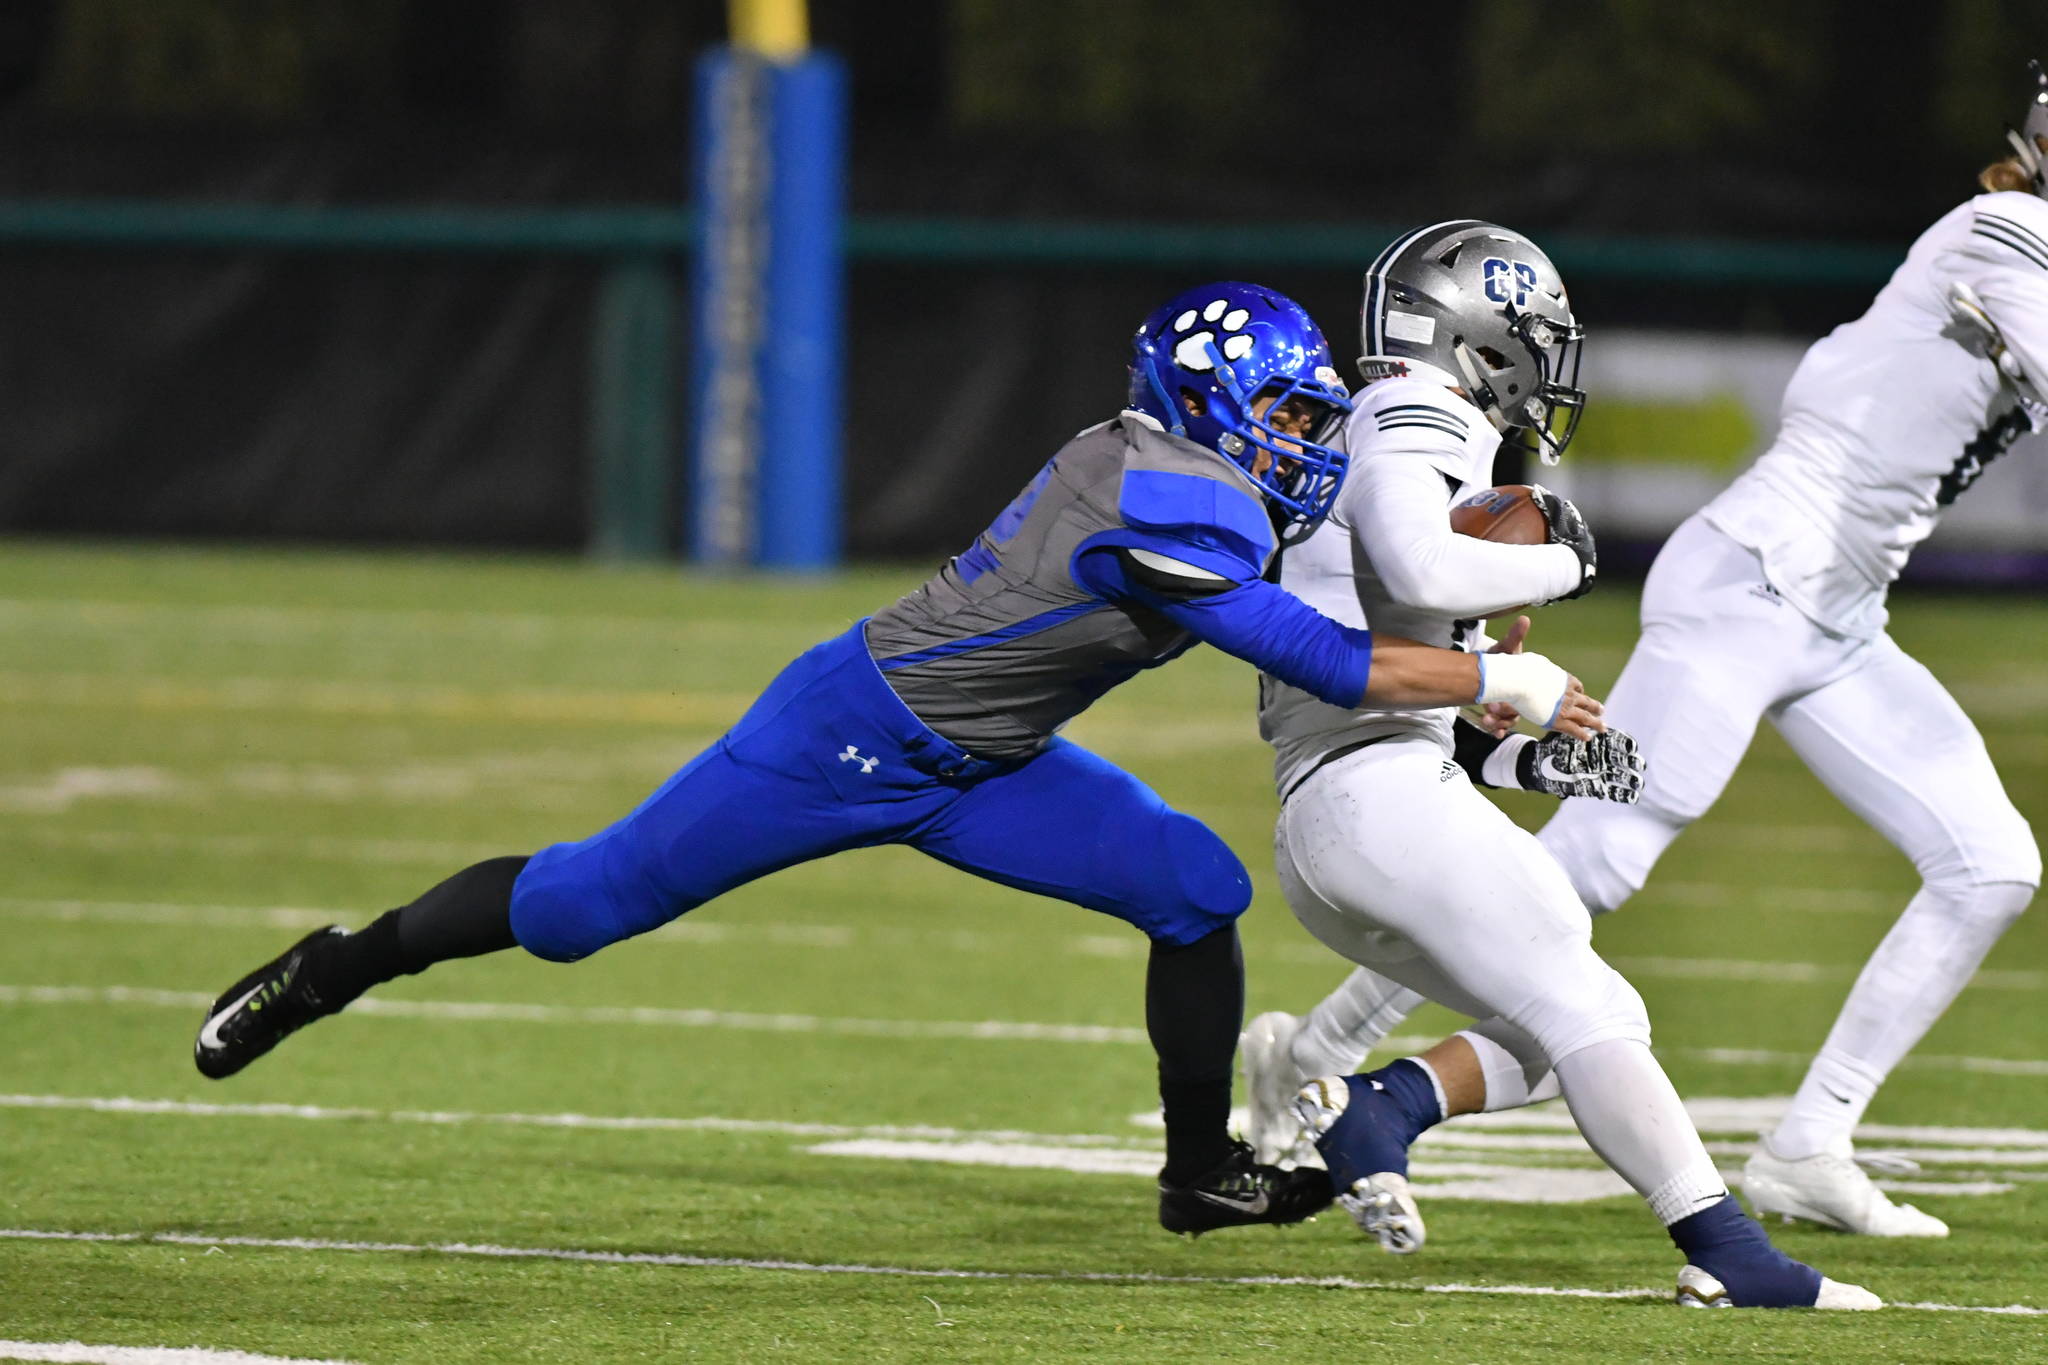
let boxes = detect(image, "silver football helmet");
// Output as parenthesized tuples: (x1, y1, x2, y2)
(2005, 59, 2048, 199)
(1357, 220, 1587, 464)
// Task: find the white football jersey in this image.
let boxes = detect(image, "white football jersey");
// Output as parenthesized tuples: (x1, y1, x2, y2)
(1702, 191, 2048, 638)
(1259, 367, 1584, 796)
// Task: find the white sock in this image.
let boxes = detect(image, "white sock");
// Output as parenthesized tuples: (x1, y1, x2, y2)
(1405, 1054, 1450, 1122)
(1769, 879, 2032, 1160)
(1769, 1050, 1882, 1160)
(1458, 1018, 1562, 1111)
(1289, 968, 1424, 1077)
(1553, 1039, 1726, 1226)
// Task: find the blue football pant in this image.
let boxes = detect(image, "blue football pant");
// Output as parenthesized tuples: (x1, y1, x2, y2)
(510, 624, 1252, 962)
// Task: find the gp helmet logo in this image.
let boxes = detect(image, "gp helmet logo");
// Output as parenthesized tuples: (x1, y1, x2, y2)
(1169, 298, 1257, 371)
(1482, 258, 1540, 309)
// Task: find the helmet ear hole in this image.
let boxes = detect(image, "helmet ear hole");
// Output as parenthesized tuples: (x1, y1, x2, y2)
(1474, 345, 1511, 371)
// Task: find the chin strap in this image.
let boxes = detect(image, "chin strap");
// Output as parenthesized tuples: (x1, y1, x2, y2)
(1134, 339, 1188, 436)
(2006, 126, 2044, 187)
(1451, 343, 1511, 434)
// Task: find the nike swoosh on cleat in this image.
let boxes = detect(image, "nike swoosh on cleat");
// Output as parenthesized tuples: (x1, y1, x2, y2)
(1192, 1189, 1270, 1216)
(196, 981, 267, 1053)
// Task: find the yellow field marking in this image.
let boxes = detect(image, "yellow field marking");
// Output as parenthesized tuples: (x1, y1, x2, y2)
(0, 672, 748, 728)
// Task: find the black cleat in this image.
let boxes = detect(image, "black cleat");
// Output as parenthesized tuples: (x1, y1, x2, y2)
(1158, 1139, 1335, 1236)
(193, 925, 348, 1079)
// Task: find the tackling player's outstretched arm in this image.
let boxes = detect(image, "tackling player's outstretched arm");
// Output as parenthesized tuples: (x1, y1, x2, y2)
(1075, 545, 1603, 737)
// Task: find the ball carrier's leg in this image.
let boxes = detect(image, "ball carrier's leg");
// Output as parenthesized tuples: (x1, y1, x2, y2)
(1274, 739, 1877, 1307)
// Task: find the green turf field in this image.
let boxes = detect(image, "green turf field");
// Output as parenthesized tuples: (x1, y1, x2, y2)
(2, 539, 2044, 1363)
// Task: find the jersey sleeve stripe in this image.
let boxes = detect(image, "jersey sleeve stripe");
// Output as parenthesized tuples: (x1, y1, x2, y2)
(1973, 217, 2048, 271)
(1375, 403, 1469, 428)
(1973, 225, 2048, 272)
(1977, 212, 2048, 258)
(1376, 417, 1470, 439)
(1377, 415, 1468, 434)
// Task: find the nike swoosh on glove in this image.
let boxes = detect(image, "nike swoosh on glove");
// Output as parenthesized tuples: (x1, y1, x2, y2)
(1518, 728, 1644, 803)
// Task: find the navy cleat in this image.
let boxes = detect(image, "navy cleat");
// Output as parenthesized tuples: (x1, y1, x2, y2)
(1670, 1195, 1882, 1309)
(1158, 1139, 1334, 1236)
(193, 925, 348, 1080)
(1290, 1062, 1441, 1254)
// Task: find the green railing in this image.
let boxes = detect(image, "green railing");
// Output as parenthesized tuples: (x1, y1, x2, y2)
(0, 197, 1911, 282)
(0, 197, 1909, 557)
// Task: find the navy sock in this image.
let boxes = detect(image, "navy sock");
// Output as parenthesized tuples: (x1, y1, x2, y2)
(1369, 1058, 1446, 1147)
(1314, 1058, 1443, 1190)
(1667, 1195, 1821, 1307)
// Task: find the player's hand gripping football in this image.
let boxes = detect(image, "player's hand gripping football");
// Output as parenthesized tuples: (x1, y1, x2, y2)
(1530, 486, 1597, 600)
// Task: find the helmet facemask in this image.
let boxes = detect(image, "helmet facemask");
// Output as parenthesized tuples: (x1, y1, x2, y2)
(1449, 304, 1586, 465)
(2007, 58, 2048, 199)
(1129, 284, 1354, 531)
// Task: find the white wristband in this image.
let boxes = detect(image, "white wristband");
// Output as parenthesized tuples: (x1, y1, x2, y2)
(1476, 651, 1571, 728)
(1481, 733, 1533, 788)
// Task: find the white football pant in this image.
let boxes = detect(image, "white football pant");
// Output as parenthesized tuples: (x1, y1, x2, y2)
(1545, 515, 2038, 1157)
(1291, 515, 2039, 1160)
(1274, 735, 1725, 1223)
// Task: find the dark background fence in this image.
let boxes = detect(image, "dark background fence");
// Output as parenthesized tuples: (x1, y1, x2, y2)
(1, 0, 2041, 560)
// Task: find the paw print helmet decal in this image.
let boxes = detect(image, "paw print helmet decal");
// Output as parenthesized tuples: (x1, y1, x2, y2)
(1128, 281, 1354, 531)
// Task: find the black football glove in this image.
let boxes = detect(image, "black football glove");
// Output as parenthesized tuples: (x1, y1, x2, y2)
(1530, 484, 1596, 600)
(1517, 728, 1643, 803)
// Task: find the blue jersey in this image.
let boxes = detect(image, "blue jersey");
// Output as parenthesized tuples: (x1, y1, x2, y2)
(866, 414, 1376, 760)
(514, 415, 1377, 961)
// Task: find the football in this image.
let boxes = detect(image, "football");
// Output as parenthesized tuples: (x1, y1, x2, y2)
(1450, 484, 1550, 545)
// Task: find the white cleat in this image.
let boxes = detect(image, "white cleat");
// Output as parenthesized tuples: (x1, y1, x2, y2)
(1240, 1011, 1320, 1168)
(1289, 1076, 1425, 1254)
(1675, 1265, 1882, 1311)
(1337, 1170, 1425, 1255)
(1742, 1140, 1950, 1238)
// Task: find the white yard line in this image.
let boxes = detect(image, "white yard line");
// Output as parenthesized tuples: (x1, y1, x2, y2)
(0, 1343, 355, 1365)
(1642, 882, 1900, 914)
(10, 1091, 2041, 1194)
(0, 985, 1150, 1045)
(2, 828, 505, 866)
(0, 1227, 2037, 1316)
(0, 672, 743, 729)
(8, 983, 2047, 1076)
(1683, 1046, 2048, 1077)
(0, 1093, 1142, 1149)
(0, 746, 685, 814)
(9, 896, 2043, 988)
(0, 597, 824, 645)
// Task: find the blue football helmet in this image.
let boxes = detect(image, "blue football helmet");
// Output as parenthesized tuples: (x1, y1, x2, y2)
(1128, 282, 1353, 529)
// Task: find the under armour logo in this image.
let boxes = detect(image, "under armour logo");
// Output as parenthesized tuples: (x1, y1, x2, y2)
(838, 745, 879, 774)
